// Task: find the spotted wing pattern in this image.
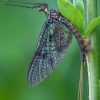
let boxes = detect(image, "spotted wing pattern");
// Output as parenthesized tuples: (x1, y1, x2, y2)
(27, 20, 72, 86)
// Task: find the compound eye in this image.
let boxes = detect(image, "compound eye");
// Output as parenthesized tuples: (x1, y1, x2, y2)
(38, 6, 44, 11)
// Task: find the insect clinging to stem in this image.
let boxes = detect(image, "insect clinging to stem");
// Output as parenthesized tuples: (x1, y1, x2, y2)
(6, 1, 87, 99)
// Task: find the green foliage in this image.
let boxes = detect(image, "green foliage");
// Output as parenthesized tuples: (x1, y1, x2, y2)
(58, 0, 100, 38)
(73, 0, 84, 16)
(58, 0, 85, 36)
(85, 16, 100, 37)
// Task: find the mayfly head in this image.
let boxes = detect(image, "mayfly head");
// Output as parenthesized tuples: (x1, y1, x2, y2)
(33, 3, 48, 12)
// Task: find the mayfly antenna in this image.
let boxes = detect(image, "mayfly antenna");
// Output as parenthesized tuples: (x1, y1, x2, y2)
(6, 0, 42, 5)
(5, 4, 39, 9)
(5, 0, 44, 9)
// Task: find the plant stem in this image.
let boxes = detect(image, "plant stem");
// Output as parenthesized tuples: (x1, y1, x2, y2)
(86, 0, 99, 100)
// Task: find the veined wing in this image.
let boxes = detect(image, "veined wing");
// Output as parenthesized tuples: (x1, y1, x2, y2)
(27, 20, 73, 86)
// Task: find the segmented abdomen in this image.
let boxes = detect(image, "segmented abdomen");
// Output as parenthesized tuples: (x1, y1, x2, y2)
(60, 17, 86, 62)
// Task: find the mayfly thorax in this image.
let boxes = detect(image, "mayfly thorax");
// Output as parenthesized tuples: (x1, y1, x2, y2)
(6, 1, 86, 86)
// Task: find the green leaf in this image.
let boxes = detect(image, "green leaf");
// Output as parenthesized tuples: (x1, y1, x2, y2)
(84, 16, 100, 38)
(73, 0, 84, 16)
(73, 0, 76, 6)
(58, 0, 85, 36)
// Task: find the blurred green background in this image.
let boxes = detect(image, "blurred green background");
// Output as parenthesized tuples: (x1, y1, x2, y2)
(0, 0, 100, 100)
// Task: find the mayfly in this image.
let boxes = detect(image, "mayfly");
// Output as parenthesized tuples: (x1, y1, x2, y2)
(6, 1, 86, 99)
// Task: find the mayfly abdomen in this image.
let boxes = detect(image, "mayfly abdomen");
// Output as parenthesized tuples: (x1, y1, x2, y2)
(60, 17, 86, 62)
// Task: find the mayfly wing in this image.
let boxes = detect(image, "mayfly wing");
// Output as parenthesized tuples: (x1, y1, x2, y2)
(27, 20, 73, 86)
